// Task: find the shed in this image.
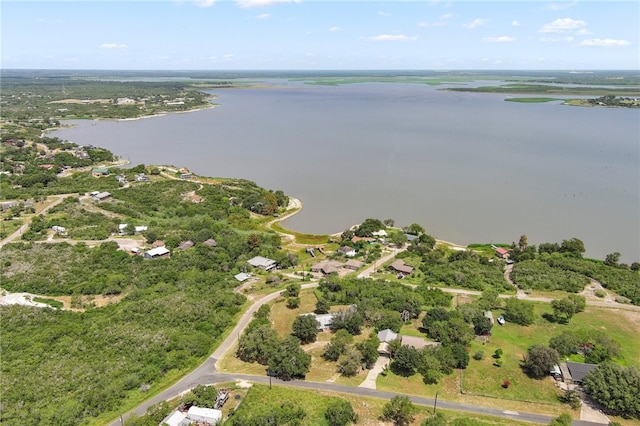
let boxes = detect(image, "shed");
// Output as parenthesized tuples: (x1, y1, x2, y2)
(247, 256, 276, 270)
(186, 406, 222, 424)
(178, 240, 194, 250)
(234, 272, 251, 282)
(92, 191, 111, 201)
(144, 247, 170, 259)
(203, 238, 218, 247)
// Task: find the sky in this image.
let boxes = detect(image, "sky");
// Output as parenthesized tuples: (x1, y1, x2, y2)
(2, 0, 639, 70)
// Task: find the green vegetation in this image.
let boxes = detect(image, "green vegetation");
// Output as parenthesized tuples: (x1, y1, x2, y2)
(505, 97, 566, 103)
(31, 296, 64, 309)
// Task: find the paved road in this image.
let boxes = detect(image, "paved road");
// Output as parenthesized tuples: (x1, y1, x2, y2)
(0, 194, 69, 248)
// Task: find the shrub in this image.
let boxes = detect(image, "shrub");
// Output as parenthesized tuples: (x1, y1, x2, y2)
(473, 351, 485, 361)
(594, 289, 607, 298)
(286, 297, 300, 309)
(502, 380, 510, 388)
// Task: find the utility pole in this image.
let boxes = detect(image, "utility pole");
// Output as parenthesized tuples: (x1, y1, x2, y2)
(433, 391, 438, 414)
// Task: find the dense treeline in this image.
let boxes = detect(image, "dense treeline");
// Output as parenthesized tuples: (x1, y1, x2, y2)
(1, 283, 243, 425)
(510, 260, 590, 292)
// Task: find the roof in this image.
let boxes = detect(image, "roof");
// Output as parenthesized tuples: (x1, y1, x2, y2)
(566, 361, 598, 382)
(389, 259, 414, 274)
(496, 247, 510, 256)
(203, 238, 218, 247)
(152, 240, 165, 248)
(372, 230, 388, 237)
(344, 259, 364, 270)
(311, 260, 342, 274)
(248, 256, 276, 269)
(377, 328, 398, 343)
(178, 240, 194, 250)
(312, 313, 334, 330)
(161, 410, 188, 426)
(93, 191, 111, 199)
(234, 272, 251, 282)
(145, 246, 170, 257)
(187, 406, 222, 424)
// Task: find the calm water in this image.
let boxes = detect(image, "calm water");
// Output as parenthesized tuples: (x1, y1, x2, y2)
(51, 82, 640, 263)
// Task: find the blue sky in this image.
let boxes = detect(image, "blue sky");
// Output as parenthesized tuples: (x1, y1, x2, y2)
(2, 0, 638, 70)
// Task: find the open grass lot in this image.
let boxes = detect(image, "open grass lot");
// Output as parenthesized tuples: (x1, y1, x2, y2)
(231, 383, 536, 426)
(270, 221, 329, 245)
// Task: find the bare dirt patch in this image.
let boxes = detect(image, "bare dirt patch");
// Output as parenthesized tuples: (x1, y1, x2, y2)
(51, 293, 125, 310)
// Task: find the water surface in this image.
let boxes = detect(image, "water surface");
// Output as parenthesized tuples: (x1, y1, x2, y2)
(51, 82, 640, 263)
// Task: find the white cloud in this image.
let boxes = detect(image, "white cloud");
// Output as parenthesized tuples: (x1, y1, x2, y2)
(329, 26, 343, 32)
(235, 0, 299, 8)
(539, 18, 586, 33)
(440, 13, 454, 20)
(580, 38, 631, 47)
(575, 29, 590, 36)
(256, 13, 271, 19)
(549, 1, 578, 11)
(511, 20, 520, 27)
(483, 36, 516, 43)
(193, 0, 215, 7)
(365, 34, 418, 42)
(378, 11, 390, 17)
(223, 54, 235, 61)
(539, 36, 574, 42)
(100, 43, 128, 49)
(463, 18, 488, 29)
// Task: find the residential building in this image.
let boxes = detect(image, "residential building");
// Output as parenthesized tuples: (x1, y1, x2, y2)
(247, 256, 277, 271)
(389, 259, 414, 276)
(144, 246, 170, 259)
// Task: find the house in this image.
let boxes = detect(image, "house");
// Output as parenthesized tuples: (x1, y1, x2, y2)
(400, 335, 439, 350)
(563, 361, 598, 384)
(337, 246, 357, 257)
(372, 230, 388, 237)
(186, 406, 222, 425)
(178, 240, 194, 250)
(144, 246, 170, 259)
(91, 167, 110, 177)
(495, 247, 510, 259)
(1, 201, 20, 211)
(180, 173, 192, 180)
(311, 313, 335, 331)
(247, 256, 277, 271)
(203, 238, 218, 247)
(118, 224, 129, 235)
(115, 175, 127, 185)
(134, 173, 150, 182)
(343, 259, 364, 271)
(134, 225, 148, 234)
(389, 259, 414, 276)
(311, 260, 342, 275)
(234, 272, 251, 282)
(377, 328, 398, 343)
(160, 406, 223, 426)
(189, 194, 202, 203)
(92, 192, 111, 202)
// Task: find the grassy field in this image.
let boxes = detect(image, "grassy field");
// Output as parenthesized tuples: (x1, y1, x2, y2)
(270, 221, 330, 245)
(231, 383, 537, 426)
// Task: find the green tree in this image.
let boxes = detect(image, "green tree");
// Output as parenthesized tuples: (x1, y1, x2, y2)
(237, 324, 281, 365)
(285, 282, 301, 297)
(323, 329, 353, 361)
(391, 345, 421, 376)
(337, 346, 363, 377)
(549, 412, 573, 426)
(268, 336, 312, 381)
(286, 297, 300, 309)
(382, 396, 417, 426)
(604, 252, 621, 266)
(560, 238, 586, 257)
(504, 298, 535, 326)
(292, 314, 320, 344)
(315, 298, 330, 314)
(325, 399, 357, 426)
(522, 345, 560, 379)
(181, 385, 217, 408)
(357, 334, 381, 368)
(404, 223, 425, 236)
(472, 314, 493, 335)
(582, 363, 640, 418)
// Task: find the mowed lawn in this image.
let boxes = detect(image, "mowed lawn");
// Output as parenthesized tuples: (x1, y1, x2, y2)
(378, 301, 640, 410)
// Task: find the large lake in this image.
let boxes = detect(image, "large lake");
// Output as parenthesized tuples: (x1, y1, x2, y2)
(51, 81, 640, 263)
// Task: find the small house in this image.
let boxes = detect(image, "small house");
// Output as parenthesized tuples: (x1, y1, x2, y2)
(144, 246, 170, 259)
(177, 240, 194, 250)
(91, 168, 110, 177)
(563, 361, 598, 385)
(312, 313, 335, 331)
(343, 259, 364, 271)
(495, 247, 510, 259)
(51, 225, 66, 234)
(247, 256, 277, 271)
(337, 246, 357, 257)
(203, 238, 218, 247)
(389, 259, 414, 276)
(92, 192, 111, 202)
(189, 194, 202, 203)
(234, 272, 251, 282)
(311, 260, 342, 275)
(186, 406, 222, 425)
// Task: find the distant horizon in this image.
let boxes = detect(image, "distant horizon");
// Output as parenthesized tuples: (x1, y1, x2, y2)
(2, 68, 638, 73)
